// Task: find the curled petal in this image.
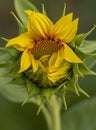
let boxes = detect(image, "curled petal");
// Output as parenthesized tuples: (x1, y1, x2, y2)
(54, 50, 64, 67)
(6, 33, 34, 51)
(49, 52, 57, 67)
(62, 44, 82, 63)
(49, 51, 63, 69)
(31, 55, 39, 73)
(19, 49, 32, 73)
(47, 65, 70, 83)
(47, 53, 71, 83)
(25, 10, 53, 39)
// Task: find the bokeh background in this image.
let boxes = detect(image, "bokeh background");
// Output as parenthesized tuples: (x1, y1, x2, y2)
(0, 0, 96, 130)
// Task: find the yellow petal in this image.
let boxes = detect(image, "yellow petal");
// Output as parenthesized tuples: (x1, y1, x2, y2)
(25, 10, 33, 16)
(25, 10, 53, 39)
(39, 55, 50, 62)
(53, 12, 78, 43)
(63, 44, 82, 63)
(49, 52, 57, 67)
(31, 55, 39, 73)
(47, 59, 71, 83)
(53, 13, 73, 37)
(49, 51, 63, 68)
(61, 19, 79, 43)
(19, 49, 32, 73)
(54, 50, 63, 67)
(47, 67, 68, 83)
(6, 33, 34, 51)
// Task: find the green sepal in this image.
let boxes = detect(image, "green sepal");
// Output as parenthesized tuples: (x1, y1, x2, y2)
(41, 4, 47, 15)
(0, 47, 20, 69)
(7, 69, 24, 85)
(22, 78, 40, 105)
(0, 46, 24, 86)
(62, 85, 67, 110)
(0, 46, 20, 58)
(73, 62, 96, 77)
(78, 63, 96, 76)
(67, 73, 89, 97)
(14, 0, 39, 25)
(11, 12, 27, 34)
(67, 74, 80, 96)
(70, 39, 96, 61)
(73, 64, 83, 76)
(36, 98, 46, 115)
(74, 47, 90, 60)
(74, 26, 96, 47)
(74, 33, 85, 47)
(0, 37, 9, 42)
(41, 88, 56, 100)
(76, 84, 90, 97)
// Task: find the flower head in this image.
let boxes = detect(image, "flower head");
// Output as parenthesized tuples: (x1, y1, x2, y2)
(6, 10, 82, 85)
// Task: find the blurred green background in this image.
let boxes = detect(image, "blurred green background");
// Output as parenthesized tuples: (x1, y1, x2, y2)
(0, 0, 96, 130)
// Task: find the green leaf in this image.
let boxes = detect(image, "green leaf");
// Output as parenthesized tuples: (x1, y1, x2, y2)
(14, 0, 39, 25)
(0, 83, 27, 102)
(0, 67, 10, 75)
(0, 77, 12, 88)
(84, 55, 96, 68)
(62, 97, 96, 130)
(80, 40, 96, 54)
(0, 48, 11, 64)
(0, 55, 10, 64)
(0, 47, 19, 58)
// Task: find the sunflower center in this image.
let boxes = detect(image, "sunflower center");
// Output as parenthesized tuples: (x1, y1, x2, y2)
(31, 37, 62, 59)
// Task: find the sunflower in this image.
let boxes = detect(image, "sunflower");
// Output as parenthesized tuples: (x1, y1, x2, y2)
(6, 10, 82, 83)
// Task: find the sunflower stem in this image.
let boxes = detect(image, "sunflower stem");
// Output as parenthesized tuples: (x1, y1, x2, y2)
(42, 95, 62, 130)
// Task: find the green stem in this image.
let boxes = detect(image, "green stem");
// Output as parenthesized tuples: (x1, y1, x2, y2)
(42, 95, 62, 130)
(50, 95, 62, 130)
(30, 95, 62, 130)
(41, 105, 53, 130)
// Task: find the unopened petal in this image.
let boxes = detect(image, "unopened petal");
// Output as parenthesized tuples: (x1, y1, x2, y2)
(63, 44, 82, 63)
(6, 33, 34, 51)
(19, 49, 32, 73)
(25, 10, 53, 39)
(47, 59, 71, 83)
(54, 50, 63, 67)
(49, 52, 57, 67)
